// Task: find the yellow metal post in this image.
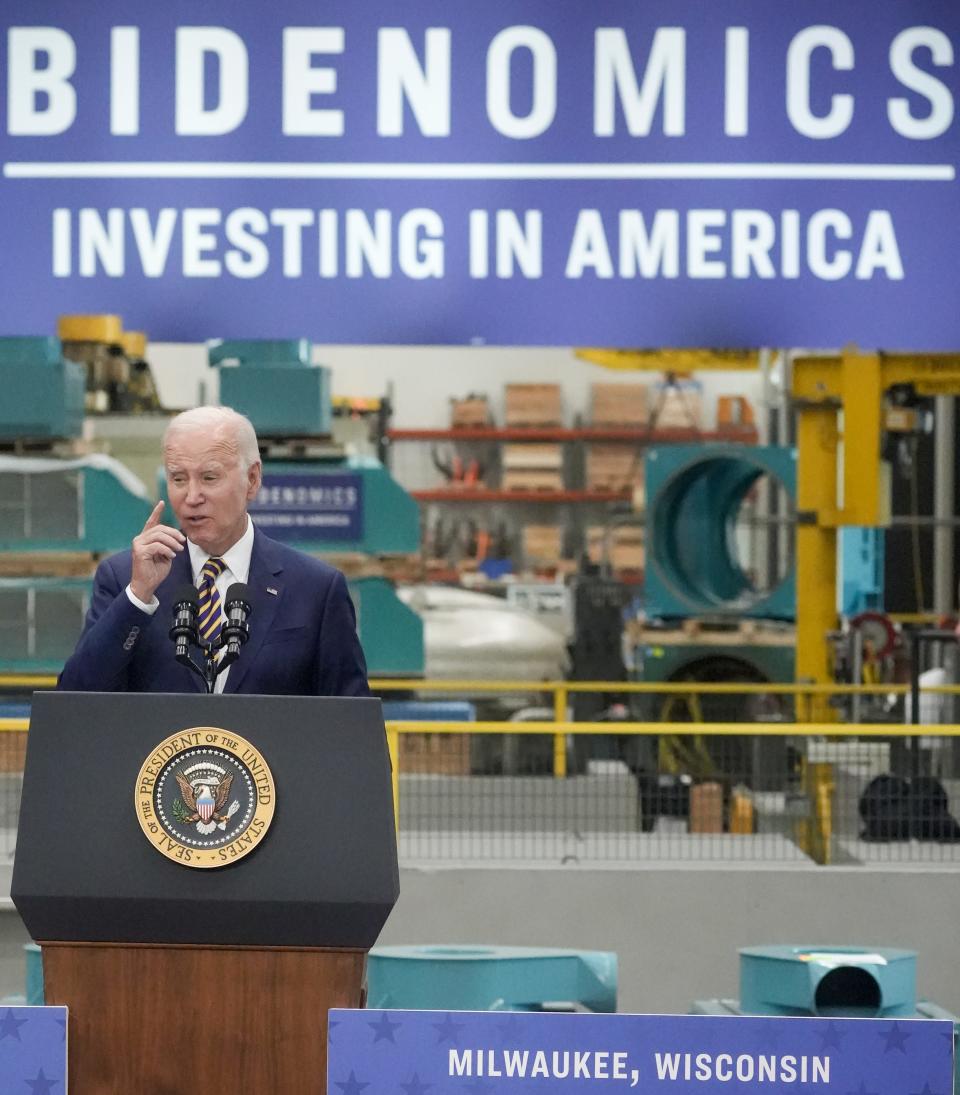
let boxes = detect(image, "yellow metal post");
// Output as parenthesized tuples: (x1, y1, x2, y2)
(553, 685, 568, 778)
(385, 726, 400, 831)
(795, 403, 839, 723)
(841, 351, 884, 525)
(797, 760, 835, 865)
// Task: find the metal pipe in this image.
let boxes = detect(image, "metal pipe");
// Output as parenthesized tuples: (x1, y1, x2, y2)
(850, 628, 863, 725)
(933, 396, 955, 615)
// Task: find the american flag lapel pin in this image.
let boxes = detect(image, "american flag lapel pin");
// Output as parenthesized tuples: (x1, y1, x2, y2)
(267, 586, 278, 596)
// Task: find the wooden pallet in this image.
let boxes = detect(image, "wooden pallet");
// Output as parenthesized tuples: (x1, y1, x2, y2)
(627, 618, 795, 647)
(0, 437, 104, 457)
(502, 469, 564, 492)
(0, 553, 99, 577)
(256, 436, 343, 460)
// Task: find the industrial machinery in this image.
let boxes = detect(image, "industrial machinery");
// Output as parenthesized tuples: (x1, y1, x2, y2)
(792, 350, 960, 720)
(59, 314, 163, 414)
(204, 339, 424, 678)
(210, 338, 332, 437)
(644, 444, 796, 620)
(0, 332, 424, 683)
(0, 337, 85, 441)
(692, 944, 959, 1074)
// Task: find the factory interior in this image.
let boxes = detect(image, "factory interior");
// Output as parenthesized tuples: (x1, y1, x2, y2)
(5, 6, 960, 1092)
(2, 326, 960, 1025)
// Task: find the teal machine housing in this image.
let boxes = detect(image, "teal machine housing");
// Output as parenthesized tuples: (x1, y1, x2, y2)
(691, 945, 958, 1083)
(242, 457, 424, 676)
(0, 336, 423, 681)
(0, 337, 85, 440)
(0, 457, 154, 675)
(0, 458, 153, 554)
(210, 339, 332, 436)
(645, 445, 797, 621)
(201, 338, 424, 677)
(367, 945, 617, 1012)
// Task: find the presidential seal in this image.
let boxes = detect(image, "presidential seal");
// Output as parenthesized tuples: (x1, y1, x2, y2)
(135, 727, 275, 869)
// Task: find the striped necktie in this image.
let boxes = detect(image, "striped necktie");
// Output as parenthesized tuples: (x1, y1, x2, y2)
(197, 557, 226, 646)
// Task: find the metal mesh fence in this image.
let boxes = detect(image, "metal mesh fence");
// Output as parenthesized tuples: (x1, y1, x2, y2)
(0, 727, 26, 863)
(392, 724, 960, 868)
(4, 684, 960, 872)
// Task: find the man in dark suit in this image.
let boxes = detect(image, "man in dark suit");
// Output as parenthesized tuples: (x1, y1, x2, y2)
(59, 406, 369, 697)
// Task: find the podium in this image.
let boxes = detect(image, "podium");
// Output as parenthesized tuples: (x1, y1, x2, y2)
(12, 691, 399, 1095)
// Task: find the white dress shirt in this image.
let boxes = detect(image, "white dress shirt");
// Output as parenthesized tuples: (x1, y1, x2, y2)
(126, 516, 255, 693)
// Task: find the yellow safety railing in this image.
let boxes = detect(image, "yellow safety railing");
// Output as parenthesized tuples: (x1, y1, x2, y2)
(371, 677, 960, 782)
(4, 706, 956, 867)
(378, 713, 958, 858)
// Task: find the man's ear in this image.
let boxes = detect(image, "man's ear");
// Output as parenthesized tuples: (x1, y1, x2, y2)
(246, 460, 263, 500)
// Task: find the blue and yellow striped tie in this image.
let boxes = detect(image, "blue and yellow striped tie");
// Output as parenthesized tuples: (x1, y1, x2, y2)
(197, 557, 226, 646)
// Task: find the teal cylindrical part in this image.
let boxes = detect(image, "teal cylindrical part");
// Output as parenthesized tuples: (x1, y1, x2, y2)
(646, 445, 796, 619)
(366, 945, 617, 1013)
(24, 943, 44, 1006)
(739, 945, 917, 1018)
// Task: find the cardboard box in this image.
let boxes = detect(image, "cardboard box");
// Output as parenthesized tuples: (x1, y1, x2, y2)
(451, 396, 491, 428)
(586, 526, 645, 571)
(502, 443, 563, 470)
(505, 383, 562, 427)
(400, 733, 471, 775)
(591, 383, 649, 427)
(586, 444, 643, 491)
(502, 441, 564, 491)
(717, 395, 754, 428)
(689, 781, 724, 833)
(522, 524, 564, 564)
(502, 469, 564, 492)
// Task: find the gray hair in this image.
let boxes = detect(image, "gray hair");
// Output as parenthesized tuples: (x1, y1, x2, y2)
(163, 406, 261, 470)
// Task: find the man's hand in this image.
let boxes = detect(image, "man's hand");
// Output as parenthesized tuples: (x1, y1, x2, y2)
(129, 501, 185, 603)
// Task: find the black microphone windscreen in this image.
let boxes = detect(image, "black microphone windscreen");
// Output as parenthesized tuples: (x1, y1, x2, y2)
(224, 583, 250, 607)
(174, 583, 200, 608)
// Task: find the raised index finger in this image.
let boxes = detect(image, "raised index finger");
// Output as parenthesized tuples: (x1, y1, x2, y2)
(143, 500, 165, 531)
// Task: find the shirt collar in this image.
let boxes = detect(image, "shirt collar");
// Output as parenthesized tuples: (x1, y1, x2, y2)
(187, 516, 255, 584)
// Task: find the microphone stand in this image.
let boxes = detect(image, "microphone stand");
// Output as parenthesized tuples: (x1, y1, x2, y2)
(171, 584, 252, 694)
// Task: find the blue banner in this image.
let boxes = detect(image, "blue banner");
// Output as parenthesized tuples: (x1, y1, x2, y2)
(0, 1006, 67, 1092)
(328, 1010, 954, 1095)
(1, 2, 958, 347)
(250, 472, 363, 541)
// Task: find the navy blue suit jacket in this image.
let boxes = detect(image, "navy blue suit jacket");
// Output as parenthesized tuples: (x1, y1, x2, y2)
(58, 529, 370, 697)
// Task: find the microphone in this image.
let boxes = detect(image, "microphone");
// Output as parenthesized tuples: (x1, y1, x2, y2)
(169, 584, 200, 661)
(221, 583, 252, 660)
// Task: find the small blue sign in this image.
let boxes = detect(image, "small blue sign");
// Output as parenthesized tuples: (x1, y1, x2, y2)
(328, 1010, 953, 1095)
(0, 1006, 67, 1093)
(250, 472, 363, 543)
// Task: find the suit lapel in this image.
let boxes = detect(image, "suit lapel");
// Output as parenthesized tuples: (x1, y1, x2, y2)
(223, 530, 284, 694)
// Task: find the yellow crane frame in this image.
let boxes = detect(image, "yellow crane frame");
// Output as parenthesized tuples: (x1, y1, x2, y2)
(577, 347, 960, 720)
(792, 350, 960, 718)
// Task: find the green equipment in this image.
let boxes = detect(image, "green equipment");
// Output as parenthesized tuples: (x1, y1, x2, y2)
(204, 337, 424, 676)
(0, 455, 153, 554)
(691, 944, 959, 1085)
(0, 337, 85, 440)
(209, 339, 332, 436)
(250, 456, 419, 556)
(645, 445, 796, 620)
(0, 577, 89, 673)
(367, 945, 618, 1012)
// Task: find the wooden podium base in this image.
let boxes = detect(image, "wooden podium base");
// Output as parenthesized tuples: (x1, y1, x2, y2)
(42, 941, 366, 1095)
